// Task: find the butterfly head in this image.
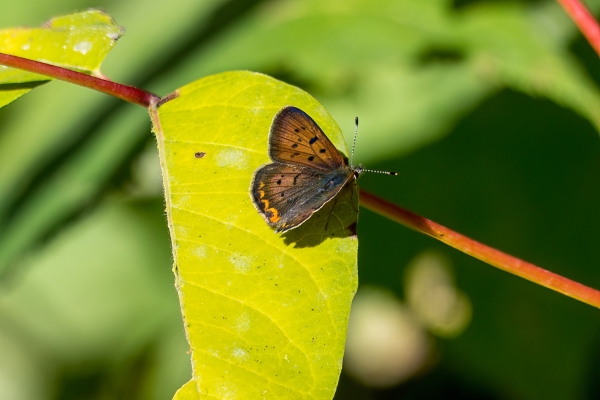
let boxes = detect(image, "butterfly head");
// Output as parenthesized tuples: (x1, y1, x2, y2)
(351, 163, 364, 179)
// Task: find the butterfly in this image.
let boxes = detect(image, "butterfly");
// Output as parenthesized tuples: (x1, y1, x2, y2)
(250, 106, 396, 233)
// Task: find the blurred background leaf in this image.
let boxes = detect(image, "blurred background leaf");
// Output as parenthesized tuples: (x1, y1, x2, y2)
(0, 0, 600, 399)
(0, 9, 124, 108)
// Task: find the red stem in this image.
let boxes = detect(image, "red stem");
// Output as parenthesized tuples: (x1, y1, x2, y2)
(557, 0, 600, 56)
(3, 51, 599, 308)
(359, 189, 600, 309)
(0, 53, 159, 107)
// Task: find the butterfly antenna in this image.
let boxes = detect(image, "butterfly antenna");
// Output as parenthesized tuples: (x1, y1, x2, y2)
(362, 168, 398, 176)
(351, 116, 359, 167)
(351, 115, 398, 176)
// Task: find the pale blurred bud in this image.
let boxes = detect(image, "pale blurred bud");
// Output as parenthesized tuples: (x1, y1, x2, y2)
(344, 287, 430, 388)
(404, 251, 472, 338)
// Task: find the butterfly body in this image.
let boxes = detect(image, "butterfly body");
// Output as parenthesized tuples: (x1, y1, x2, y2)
(250, 106, 359, 233)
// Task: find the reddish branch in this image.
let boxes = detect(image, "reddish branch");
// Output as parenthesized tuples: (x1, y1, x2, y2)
(0, 53, 159, 107)
(557, 0, 600, 56)
(360, 189, 600, 309)
(2, 50, 600, 308)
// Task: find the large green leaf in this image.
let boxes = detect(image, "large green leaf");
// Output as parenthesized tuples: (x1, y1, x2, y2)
(0, 9, 123, 108)
(153, 71, 358, 399)
(173, 380, 199, 400)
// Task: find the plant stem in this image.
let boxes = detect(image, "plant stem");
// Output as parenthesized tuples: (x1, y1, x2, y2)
(359, 189, 600, 309)
(0, 52, 160, 107)
(3, 52, 598, 309)
(557, 0, 600, 56)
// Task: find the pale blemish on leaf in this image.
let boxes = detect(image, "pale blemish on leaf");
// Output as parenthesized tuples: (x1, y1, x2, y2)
(73, 41, 92, 55)
(194, 245, 207, 259)
(216, 385, 236, 400)
(173, 194, 191, 209)
(232, 347, 249, 361)
(336, 239, 357, 254)
(236, 312, 251, 333)
(216, 148, 247, 169)
(230, 253, 252, 272)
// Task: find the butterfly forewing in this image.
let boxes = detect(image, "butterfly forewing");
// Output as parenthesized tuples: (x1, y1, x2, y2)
(251, 162, 353, 232)
(269, 106, 345, 171)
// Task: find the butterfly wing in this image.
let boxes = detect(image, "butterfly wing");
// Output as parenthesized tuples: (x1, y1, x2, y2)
(268, 106, 346, 171)
(251, 162, 353, 232)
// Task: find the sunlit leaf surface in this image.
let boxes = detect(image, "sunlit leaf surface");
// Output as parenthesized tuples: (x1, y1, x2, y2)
(154, 71, 359, 399)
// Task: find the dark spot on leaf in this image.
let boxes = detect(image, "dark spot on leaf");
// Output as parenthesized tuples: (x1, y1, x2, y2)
(195, 152, 205, 158)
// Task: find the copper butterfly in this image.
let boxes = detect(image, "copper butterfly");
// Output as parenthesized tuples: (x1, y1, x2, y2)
(250, 106, 395, 233)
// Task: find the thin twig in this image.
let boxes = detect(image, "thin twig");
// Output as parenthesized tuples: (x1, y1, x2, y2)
(557, 0, 600, 56)
(0, 52, 160, 107)
(359, 189, 600, 309)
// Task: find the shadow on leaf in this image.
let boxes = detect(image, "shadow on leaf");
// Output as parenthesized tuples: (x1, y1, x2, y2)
(283, 182, 358, 248)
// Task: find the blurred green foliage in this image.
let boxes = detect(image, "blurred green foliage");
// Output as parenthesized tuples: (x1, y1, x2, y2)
(1, 0, 600, 399)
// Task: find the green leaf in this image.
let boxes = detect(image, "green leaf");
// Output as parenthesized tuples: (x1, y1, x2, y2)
(173, 380, 200, 400)
(457, 2, 600, 132)
(169, 0, 600, 163)
(154, 71, 358, 399)
(0, 9, 123, 108)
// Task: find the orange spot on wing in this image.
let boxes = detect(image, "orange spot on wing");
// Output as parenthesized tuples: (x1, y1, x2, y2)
(258, 184, 281, 223)
(269, 211, 281, 223)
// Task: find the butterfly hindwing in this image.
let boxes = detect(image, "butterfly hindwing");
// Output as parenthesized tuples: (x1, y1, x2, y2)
(251, 162, 353, 232)
(268, 106, 345, 171)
